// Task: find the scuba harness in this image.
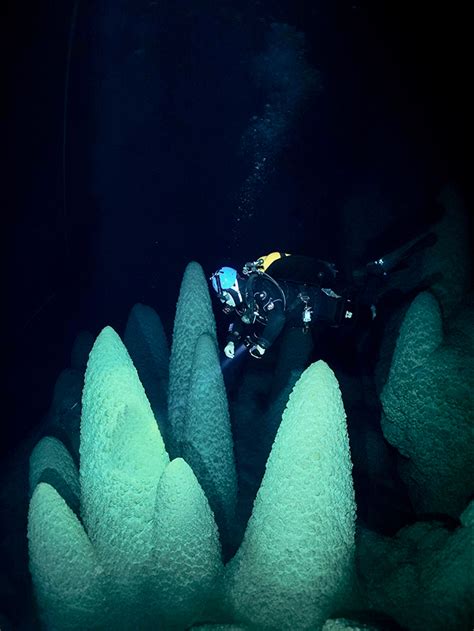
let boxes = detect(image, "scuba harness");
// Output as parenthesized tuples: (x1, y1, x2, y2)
(237, 269, 286, 325)
(241, 254, 352, 333)
(242, 251, 291, 275)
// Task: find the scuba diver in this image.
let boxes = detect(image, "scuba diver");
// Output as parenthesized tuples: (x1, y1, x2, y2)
(210, 233, 436, 359)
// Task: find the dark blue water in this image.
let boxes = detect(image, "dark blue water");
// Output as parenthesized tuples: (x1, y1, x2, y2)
(4, 1, 469, 459)
(2, 1, 471, 628)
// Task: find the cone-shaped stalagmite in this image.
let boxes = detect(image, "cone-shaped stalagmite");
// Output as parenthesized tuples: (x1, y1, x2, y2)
(148, 458, 223, 629)
(124, 303, 169, 436)
(28, 483, 107, 630)
(168, 261, 217, 457)
(184, 333, 237, 548)
(80, 326, 169, 625)
(227, 361, 356, 630)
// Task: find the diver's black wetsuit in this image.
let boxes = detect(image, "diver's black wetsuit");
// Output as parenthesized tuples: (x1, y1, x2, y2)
(226, 256, 369, 351)
(224, 231, 436, 354)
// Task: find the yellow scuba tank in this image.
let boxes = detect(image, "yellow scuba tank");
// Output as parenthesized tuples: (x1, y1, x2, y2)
(243, 251, 291, 275)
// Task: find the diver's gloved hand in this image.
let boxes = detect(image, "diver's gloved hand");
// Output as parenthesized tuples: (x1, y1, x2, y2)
(248, 343, 266, 359)
(224, 341, 235, 358)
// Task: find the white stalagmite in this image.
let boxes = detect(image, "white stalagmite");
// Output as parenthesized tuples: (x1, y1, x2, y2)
(80, 326, 169, 625)
(381, 291, 474, 516)
(124, 302, 169, 434)
(184, 333, 237, 546)
(28, 483, 107, 630)
(226, 361, 356, 630)
(148, 458, 223, 629)
(168, 261, 217, 457)
(29, 435, 80, 515)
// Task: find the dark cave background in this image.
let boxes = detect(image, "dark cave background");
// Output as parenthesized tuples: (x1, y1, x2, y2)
(3, 0, 470, 459)
(1, 3, 471, 623)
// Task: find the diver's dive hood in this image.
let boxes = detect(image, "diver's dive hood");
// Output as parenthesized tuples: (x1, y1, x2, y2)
(210, 267, 244, 308)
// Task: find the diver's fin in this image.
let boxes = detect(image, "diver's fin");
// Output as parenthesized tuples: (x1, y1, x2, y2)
(366, 231, 437, 277)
